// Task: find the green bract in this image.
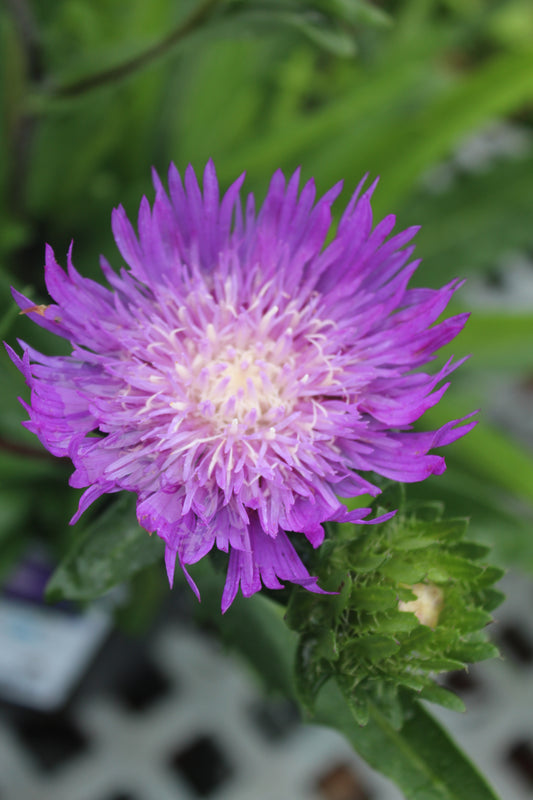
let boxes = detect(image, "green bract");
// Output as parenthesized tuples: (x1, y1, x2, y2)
(287, 490, 503, 726)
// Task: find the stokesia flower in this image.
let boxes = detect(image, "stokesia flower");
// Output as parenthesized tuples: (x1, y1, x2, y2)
(7, 162, 475, 611)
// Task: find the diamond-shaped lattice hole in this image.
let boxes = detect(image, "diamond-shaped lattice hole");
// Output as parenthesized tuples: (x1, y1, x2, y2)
(249, 697, 300, 741)
(507, 739, 533, 787)
(98, 794, 137, 800)
(14, 712, 88, 772)
(116, 657, 171, 712)
(96, 794, 137, 800)
(170, 734, 232, 796)
(443, 669, 482, 696)
(498, 623, 533, 664)
(316, 762, 372, 800)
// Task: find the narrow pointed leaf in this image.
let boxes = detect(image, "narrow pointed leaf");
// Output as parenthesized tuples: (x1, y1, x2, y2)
(314, 679, 501, 800)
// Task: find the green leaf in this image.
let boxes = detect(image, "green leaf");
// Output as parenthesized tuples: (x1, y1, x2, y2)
(379, 558, 427, 584)
(451, 543, 491, 561)
(378, 610, 421, 634)
(418, 658, 466, 673)
(45, 494, 164, 602)
(370, 680, 404, 730)
(347, 634, 400, 663)
(393, 519, 467, 550)
(343, 687, 370, 726)
(418, 685, 466, 713)
(443, 609, 493, 634)
(477, 588, 506, 613)
(351, 585, 398, 611)
(474, 566, 506, 589)
(405, 470, 531, 571)
(449, 641, 500, 663)
(314, 627, 339, 660)
(350, 551, 389, 572)
(425, 553, 484, 583)
(294, 635, 332, 709)
(314, 680, 501, 800)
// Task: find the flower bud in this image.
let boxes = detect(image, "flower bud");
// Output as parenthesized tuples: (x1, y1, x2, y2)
(399, 582, 444, 629)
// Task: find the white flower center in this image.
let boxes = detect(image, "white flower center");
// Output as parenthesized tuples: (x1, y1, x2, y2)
(192, 342, 290, 428)
(159, 284, 340, 444)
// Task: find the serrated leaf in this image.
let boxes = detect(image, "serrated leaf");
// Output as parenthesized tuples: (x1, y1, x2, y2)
(351, 551, 389, 573)
(401, 626, 433, 650)
(426, 553, 484, 583)
(401, 675, 429, 692)
(378, 610, 421, 634)
(446, 609, 493, 634)
(419, 658, 466, 673)
(397, 585, 419, 602)
(402, 502, 445, 523)
(392, 535, 439, 552)
(418, 685, 466, 713)
(477, 588, 506, 613)
(451, 542, 491, 561)
(348, 634, 400, 663)
(46, 495, 164, 602)
(351, 585, 398, 611)
(394, 520, 467, 551)
(370, 680, 404, 730)
(449, 641, 500, 663)
(474, 566, 506, 588)
(379, 558, 427, 584)
(345, 689, 370, 726)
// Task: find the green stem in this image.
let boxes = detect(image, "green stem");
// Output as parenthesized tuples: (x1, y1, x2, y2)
(53, 0, 223, 99)
(0, 436, 57, 462)
(4, 0, 45, 83)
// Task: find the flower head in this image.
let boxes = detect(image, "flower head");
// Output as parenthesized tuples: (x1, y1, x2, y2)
(7, 162, 475, 610)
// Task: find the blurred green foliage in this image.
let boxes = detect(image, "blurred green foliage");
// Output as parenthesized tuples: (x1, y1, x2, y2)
(1, 2, 532, 797)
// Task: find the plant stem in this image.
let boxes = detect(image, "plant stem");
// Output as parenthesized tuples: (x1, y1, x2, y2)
(0, 436, 58, 461)
(54, 0, 222, 99)
(3, 0, 45, 83)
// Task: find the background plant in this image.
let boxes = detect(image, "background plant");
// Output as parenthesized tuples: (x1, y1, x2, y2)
(1, 2, 533, 799)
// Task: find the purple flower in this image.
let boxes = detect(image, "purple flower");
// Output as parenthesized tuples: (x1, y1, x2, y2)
(7, 163, 475, 610)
